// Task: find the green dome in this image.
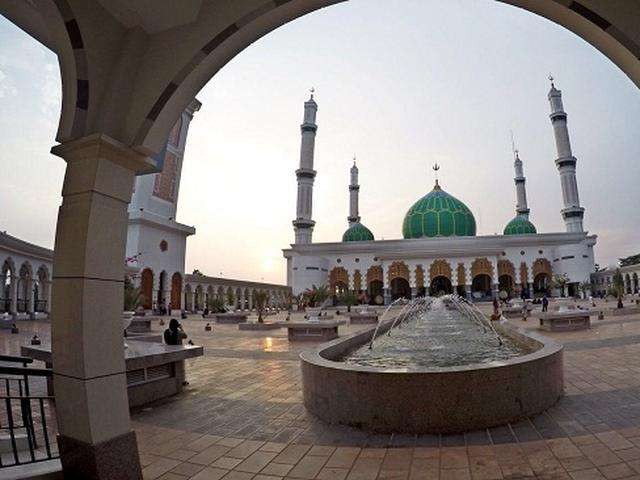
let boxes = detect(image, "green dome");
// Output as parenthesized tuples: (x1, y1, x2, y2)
(503, 215, 537, 235)
(342, 222, 374, 242)
(402, 182, 476, 239)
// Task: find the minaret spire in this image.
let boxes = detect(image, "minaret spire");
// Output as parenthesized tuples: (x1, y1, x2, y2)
(348, 156, 360, 225)
(547, 77, 585, 232)
(292, 89, 318, 244)
(511, 136, 530, 219)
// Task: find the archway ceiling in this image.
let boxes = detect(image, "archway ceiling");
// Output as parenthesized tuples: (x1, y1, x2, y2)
(1, 0, 638, 159)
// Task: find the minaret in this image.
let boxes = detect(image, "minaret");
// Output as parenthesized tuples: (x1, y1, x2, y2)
(292, 90, 318, 244)
(547, 77, 585, 232)
(348, 158, 360, 225)
(513, 149, 530, 219)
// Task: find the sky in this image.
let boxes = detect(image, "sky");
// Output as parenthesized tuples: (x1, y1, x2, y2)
(0, 0, 639, 284)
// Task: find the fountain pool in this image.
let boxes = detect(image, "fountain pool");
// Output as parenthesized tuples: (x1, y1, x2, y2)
(300, 296, 563, 433)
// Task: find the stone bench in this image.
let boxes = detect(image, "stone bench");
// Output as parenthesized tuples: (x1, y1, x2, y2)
(538, 310, 593, 331)
(281, 320, 346, 342)
(21, 340, 203, 408)
(214, 313, 248, 324)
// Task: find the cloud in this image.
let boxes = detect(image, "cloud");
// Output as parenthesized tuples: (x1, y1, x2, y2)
(0, 68, 18, 98)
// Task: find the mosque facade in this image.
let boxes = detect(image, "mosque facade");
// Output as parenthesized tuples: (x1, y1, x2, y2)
(283, 83, 597, 303)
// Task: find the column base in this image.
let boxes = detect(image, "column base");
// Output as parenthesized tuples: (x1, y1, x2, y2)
(58, 430, 142, 480)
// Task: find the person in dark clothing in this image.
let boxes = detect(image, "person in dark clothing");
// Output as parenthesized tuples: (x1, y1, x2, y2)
(164, 318, 187, 345)
(542, 296, 549, 312)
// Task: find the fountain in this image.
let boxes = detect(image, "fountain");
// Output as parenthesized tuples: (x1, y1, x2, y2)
(300, 294, 563, 433)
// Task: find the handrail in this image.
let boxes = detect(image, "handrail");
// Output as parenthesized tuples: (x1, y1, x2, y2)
(0, 354, 34, 365)
(0, 364, 58, 469)
(0, 366, 52, 377)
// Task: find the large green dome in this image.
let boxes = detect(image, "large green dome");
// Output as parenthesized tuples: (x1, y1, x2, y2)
(342, 222, 374, 242)
(503, 215, 537, 235)
(402, 182, 476, 239)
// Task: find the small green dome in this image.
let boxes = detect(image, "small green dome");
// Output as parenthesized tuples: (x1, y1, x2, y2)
(342, 222, 374, 242)
(402, 182, 476, 239)
(503, 215, 537, 235)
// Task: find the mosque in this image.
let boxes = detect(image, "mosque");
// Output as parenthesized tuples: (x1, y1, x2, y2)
(283, 81, 597, 303)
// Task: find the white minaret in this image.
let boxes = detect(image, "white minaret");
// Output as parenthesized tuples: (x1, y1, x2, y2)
(348, 158, 360, 225)
(292, 90, 318, 244)
(513, 149, 530, 219)
(548, 77, 585, 232)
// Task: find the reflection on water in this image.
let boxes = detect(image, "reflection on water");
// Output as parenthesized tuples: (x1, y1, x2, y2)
(343, 298, 527, 369)
(263, 336, 273, 352)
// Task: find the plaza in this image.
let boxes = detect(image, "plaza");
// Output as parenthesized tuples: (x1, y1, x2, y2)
(0, 1, 639, 479)
(4, 302, 640, 479)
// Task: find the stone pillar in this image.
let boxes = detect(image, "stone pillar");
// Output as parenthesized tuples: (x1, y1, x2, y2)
(50, 135, 146, 480)
(27, 277, 35, 313)
(411, 287, 417, 299)
(240, 291, 246, 311)
(492, 283, 500, 299)
(465, 284, 472, 300)
(9, 275, 18, 314)
(248, 292, 253, 311)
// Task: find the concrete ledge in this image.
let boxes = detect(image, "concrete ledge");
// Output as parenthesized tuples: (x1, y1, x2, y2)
(539, 310, 592, 331)
(215, 313, 248, 324)
(349, 314, 379, 324)
(606, 306, 640, 317)
(238, 322, 281, 331)
(301, 319, 563, 434)
(0, 459, 62, 480)
(283, 320, 346, 342)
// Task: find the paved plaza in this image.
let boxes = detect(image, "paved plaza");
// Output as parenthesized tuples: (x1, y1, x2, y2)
(2, 302, 640, 479)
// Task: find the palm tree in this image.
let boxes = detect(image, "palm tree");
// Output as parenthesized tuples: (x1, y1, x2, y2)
(123, 277, 143, 311)
(303, 284, 329, 308)
(551, 273, 569, 297)
(254, 290, 269, 323)
(612, 269, 625, 309)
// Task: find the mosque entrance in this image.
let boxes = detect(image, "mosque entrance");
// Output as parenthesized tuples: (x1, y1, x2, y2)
(533, 273, 550, 296)
(472, 274, 492, 299)
(391, 278, 411, 301)
(141, 269, 154, 310)
(171, 273, 182, 311)
(368, 280, 384, 305)
(430, 276, 452, 296)
(498, 275, 514, 296)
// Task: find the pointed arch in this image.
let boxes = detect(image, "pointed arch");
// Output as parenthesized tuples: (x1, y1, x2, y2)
(429, 259, 452, 281)
(388, 261, 409, 283)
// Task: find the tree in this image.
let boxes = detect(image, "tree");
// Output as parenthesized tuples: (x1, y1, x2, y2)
(337, 291, 358, 312)
(124, 277, 143, 311)
(254, 290, 269, 323)
(612, 269, 625, 309)
(578, 280, 592, 299)
(225, 290, 236, 310)
(551, 273, 569, 297)
(302, 284, 330, 308)
(207, 297, 226, 313)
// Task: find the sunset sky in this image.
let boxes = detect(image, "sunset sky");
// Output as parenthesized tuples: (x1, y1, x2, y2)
(1, 0, 638, 284)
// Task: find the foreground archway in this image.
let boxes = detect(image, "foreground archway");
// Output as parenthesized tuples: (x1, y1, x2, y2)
(1, 1, 639, 477)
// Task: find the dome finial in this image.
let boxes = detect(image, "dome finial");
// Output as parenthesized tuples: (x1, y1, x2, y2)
(548, 74, 556, 89)
(309, 87, 315, 100)
(353, 154, 356, 167)
(432, 163, 441, 190)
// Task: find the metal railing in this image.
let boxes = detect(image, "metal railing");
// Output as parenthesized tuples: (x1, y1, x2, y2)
(0, 355, 58, 468)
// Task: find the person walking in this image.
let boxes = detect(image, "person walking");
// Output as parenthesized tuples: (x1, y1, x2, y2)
(542, 295, 549, 312)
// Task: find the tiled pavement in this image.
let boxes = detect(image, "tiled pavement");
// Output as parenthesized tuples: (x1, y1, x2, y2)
(4, 300, 640, 479)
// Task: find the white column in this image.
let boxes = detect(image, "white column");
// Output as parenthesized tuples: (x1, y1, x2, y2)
(9, 275, 18, 314)
(50, 135, 146, 478)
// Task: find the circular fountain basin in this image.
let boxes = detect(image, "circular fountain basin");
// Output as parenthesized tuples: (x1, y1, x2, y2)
(300, 319, 563, 434)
